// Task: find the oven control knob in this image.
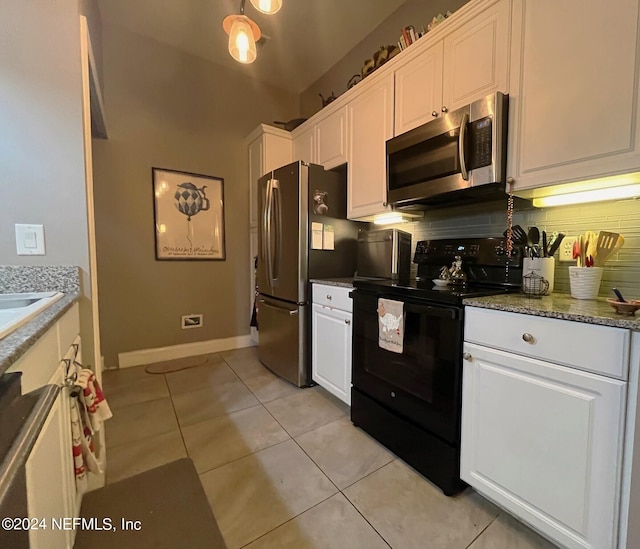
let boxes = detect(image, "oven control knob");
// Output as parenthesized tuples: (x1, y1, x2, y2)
(391, 391, 396, 398)
(463, 353, 472, 361)
(494, 245, 505, 256)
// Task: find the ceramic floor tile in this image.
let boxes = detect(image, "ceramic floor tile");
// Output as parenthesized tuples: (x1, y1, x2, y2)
(172, 381, 259, 427)
(344, 460, 499, 549)
(469, 513, 559, 549)
(199, 439, 338, 549)
(242, 369, 302, 403)
(224, 354, 269, 382)
(220, 345, 259, 365)
(295, 417, 394, 489)
(165, 360, 239, 396)
(264, 388, 347, 437)
(105, 396, 179, 448)
(244, 493, 388, 549)
(181, 405, 290, 473)
(311, 385, 351, 416)
(102, 364, 158, 392)
(106, 429, 187, 484)
(104, 374, 169, 411)
(145, 352, 225, 374)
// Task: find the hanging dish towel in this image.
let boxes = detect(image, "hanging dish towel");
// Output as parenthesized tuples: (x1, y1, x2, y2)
(377, 298, 405, 353)
(70, 368, 112, 491)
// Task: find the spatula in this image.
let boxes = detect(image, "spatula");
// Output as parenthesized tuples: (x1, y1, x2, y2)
(594, 231, 621, 267)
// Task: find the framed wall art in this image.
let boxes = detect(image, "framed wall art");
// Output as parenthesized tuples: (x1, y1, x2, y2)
(152, 167, 226, 260)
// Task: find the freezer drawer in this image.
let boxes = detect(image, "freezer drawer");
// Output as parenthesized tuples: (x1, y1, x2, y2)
(257, 296, 308, 387)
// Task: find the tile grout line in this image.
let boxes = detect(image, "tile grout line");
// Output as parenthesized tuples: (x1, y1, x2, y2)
(463, 513, 500, 549)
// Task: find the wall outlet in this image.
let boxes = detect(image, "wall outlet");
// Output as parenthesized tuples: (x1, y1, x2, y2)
(181, 314, 203, 329)
(559, 236, 577, 262)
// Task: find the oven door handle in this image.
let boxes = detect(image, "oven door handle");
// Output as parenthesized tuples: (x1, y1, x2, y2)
(390, 300, 459, 320)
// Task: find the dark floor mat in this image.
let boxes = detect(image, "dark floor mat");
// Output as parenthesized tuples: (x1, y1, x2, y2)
(74, 458, 226, 549)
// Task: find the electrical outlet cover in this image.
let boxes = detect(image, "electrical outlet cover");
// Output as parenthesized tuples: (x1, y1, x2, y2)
(559, 236, 577, 262)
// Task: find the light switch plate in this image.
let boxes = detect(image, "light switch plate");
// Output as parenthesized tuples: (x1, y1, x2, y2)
(15, 224, 46, 255)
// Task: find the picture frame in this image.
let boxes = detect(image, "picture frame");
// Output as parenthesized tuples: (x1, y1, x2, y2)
(152, 167, 226, 260)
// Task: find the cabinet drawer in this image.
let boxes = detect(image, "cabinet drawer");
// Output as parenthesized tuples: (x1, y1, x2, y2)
(465, 307, 630, 379)
(312, 284, 353, 312)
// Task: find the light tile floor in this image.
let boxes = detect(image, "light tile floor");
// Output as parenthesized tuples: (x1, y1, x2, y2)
(102, 347, 558, 549)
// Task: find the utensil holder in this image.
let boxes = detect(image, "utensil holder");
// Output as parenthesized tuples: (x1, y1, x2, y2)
(523, 257, 555, 294)
(569, 267, 603, 299)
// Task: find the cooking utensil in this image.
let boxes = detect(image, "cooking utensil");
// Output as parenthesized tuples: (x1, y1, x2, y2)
(547, 233, 565, 257)
(572, 238, 581, 267)
(528, 226, 540, 248)
(542, 231, 548, 257)
(606, 298, 640, 315)
(584, 231, 598, 266)
(612, 288, 627, 302)
(594, 231, 621, 266)
(504, 225, 528, 246)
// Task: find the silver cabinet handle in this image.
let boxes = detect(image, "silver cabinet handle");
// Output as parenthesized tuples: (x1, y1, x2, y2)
(441, 106, 448, 113)
(431, 111, 439, 117)
(522, 333, 534, 343)
(326, 295, 332, 300)
(345, 319, 351, 325)
(463, 352, 472, 361)
(289, 309, 298, 316)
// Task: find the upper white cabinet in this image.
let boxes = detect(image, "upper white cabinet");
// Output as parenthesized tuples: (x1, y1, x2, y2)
(292, 124, 315, 164)
(507, 0, 640, 194)
(347, 73, 394, 219)
(315, 105, 348, 169)
(246, 125, 292, 228)
(394, 0, 509, 136)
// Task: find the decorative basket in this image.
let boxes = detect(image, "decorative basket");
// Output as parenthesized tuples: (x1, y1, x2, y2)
(522, 272, 549, 298)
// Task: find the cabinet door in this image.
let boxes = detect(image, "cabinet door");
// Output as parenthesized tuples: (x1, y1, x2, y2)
(293, 125, 315, 164)
(27, 396, 74, 549)
(442, 0, 509, 112)
(461, 342, 626, 549)
(312, 303, 352, 405)
(315, 106, 347, 169)
(507, 0, 640, 192)
(347, 74, 394, 219)
(394, 41, 443, 136)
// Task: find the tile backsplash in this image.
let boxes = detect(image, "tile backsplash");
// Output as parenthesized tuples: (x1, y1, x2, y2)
(389, 198, 640, 298)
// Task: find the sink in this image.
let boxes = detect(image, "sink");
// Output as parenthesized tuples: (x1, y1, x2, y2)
(0, 292, 64, 341)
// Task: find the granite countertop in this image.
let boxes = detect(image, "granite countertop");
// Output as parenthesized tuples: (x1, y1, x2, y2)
(0, 291, 80, 376)
(310, 278, 355, 288)
(464, 292, 640, 330)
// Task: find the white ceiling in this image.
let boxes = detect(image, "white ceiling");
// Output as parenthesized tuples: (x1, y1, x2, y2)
(97, 0, 408, 94)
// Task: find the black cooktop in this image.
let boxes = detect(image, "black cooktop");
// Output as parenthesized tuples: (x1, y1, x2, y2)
(353, 237, 523, 306)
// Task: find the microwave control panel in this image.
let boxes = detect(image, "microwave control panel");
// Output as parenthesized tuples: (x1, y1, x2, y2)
(468, 116, 493, 170)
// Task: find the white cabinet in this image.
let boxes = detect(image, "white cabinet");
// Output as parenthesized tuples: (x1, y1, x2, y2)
(393, 0, 509, 136)
(461, 307, 628, 549)
(315, 105, 348, 169)
(292, 124, 315, 164)
(311, 284, 353, 405)
(347, 73, 394, 219)
(507, 0, 640, 194)
(246, 124, 292, 228)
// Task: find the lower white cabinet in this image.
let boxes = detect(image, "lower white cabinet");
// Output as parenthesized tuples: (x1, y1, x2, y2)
(311, 284, 352, 405)
(461, 307, 627, 549)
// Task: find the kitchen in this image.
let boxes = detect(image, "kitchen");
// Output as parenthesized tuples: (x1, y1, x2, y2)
(1, 0, 640, 548)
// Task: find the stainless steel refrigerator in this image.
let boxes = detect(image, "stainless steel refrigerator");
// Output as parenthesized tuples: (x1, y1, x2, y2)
(257, 161, 361, 387)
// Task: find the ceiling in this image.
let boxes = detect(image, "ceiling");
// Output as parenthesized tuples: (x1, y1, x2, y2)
(97, 0, 408, 94)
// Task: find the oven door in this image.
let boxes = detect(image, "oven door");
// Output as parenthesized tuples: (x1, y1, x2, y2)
(351, 289, 463, 444)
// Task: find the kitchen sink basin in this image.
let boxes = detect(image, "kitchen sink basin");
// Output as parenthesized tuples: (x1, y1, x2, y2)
(0, 292, 64, 341)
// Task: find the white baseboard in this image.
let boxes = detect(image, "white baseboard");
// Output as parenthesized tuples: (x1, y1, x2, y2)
(118, 335, 255, 368)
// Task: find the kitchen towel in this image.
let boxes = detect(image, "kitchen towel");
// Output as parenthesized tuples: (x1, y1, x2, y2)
(377, 298, 405, 353)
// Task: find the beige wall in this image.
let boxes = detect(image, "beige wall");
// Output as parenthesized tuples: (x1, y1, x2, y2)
(299, 0, 470, 118)
(93, 24, 299, 367)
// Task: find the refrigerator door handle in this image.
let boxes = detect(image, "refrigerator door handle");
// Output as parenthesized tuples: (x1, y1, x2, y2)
(265, 179, 274, 289)
(271, 179, 281, 285)
(261, 179, 270, 265)
(259, 299, 298, 315)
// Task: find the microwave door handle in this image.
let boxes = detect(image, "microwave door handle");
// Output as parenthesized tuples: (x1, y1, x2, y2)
(459, 112, 469, 181)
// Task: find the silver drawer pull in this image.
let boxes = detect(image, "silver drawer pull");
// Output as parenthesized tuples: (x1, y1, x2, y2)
(463, 352, 472, 361)
(289, 309, 298, 316)
(345, 319, 351, 325)
(326, 295, 332, 300)
(522, 333, 535, 343)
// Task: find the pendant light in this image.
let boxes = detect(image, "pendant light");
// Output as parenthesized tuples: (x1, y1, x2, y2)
(249, 0, 282, 15)
(223, 0, 282, 64)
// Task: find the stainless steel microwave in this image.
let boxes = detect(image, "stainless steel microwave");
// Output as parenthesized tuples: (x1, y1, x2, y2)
(386, 92, 508, 208)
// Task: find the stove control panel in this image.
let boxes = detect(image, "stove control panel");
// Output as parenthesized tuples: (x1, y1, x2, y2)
(413, 238, 521, 266)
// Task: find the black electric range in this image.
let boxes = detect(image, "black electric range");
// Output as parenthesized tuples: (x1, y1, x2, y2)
(350, 237, 523, 495)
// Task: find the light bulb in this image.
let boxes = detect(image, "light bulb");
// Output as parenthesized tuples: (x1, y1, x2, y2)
(250, 0, 282, 14)
(228, 17, 257, 64)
